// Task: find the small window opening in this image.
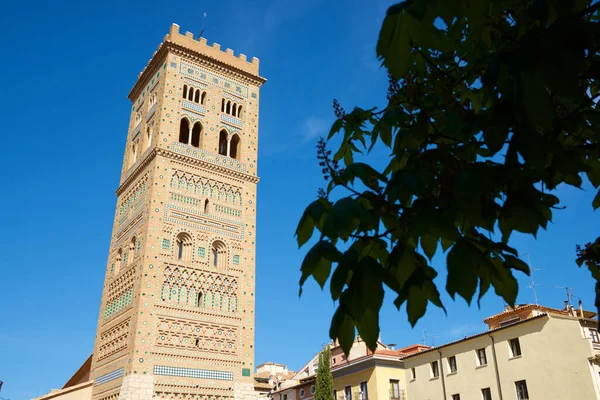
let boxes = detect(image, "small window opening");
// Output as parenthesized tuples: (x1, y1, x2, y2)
(204, 199, 209, 214)
(183, 85, 188, 99)
(194, 89, 200, 103)
(179, 119, 190, 144)
(218, 130, 228, 156)
(237, 106, 242, 118)
(201, 92, 207, 105)
(230, 134, 240, 160)
(191, 122, 202, 148)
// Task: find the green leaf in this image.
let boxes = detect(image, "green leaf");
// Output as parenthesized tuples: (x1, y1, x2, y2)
(521, 70, 553, 129)
(299, 240, 342, 290)
(356, 308, 380, 351)
(328, 119, 344, 140)
(329, 307, 355, 355)
(483, 126, 508, 155)
(593, 190, 600, 210)
(421, 234, 437, 260)
(405, 286, 427, 326)
(323, 197, 377, 240)
(377, 11, 412, 78)
(446, 239, 488, 304)
(340, 162, 388, 188)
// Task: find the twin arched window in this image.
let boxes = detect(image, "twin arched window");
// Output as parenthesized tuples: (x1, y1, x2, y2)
(218, 130, 241, 160)
(179, 119, 202, 148)
(183, 85, 207, 105)
(221, 98, 242, 118)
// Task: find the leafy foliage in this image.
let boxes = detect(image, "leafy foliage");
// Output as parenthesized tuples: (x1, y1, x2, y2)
(296, 0, 600, 355)
(315, 345, 334, 400)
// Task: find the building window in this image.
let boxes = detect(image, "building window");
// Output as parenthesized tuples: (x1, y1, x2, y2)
(448, 356, 457, 373)
(481, 388, 492, 400)
(310, 385, 316, 395)
(198, 247, 206, 258)
(509, 338, 522, 357)
(477, 348, 487, 366)
(430, 361, 439, 378)
(452, 395, 460, 400)
(230, 134, 241, 160)
(233, 255, 240, 264)
(410, 367, 416, 380)
(218, 130, 228, 156)
(299, 389, 305, 398)
(515, 380, 529, 400)
(283, 395, 287, 400)
(591, 329, 600, 343)
(344, 386, 351, 400)
(359, 381, 368, 400)
(175, 232, 192, 262)
(211, 240, 227, 268)
(389, 380, 400, 400)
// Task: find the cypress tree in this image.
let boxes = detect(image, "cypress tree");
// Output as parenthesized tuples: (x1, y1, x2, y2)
(315, 345, 334, 400)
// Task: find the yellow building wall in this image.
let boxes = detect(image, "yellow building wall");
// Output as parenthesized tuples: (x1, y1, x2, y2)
(403, 315, 600, 400)
(333, 362, 406, 400)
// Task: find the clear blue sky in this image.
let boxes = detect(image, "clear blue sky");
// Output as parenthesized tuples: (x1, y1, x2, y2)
(0, 0, 598, 399)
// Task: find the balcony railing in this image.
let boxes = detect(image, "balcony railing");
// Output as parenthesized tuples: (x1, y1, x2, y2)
(336, 394, 368, 400)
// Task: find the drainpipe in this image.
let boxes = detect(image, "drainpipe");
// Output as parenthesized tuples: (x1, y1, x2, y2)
(437, 350, 448, 400)
(489, 334, 504, 400)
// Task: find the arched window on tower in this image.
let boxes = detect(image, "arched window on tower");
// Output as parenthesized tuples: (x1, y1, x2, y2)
(179, 118, 190, 145)
(201, 92, 207, 105)
(194, 89, 200, 103)
(211, 240, 227, 268)
(204, 199, 210, 214)
(218, 130, 228, 156)
(191, 122, 202, 148)
(237, 106, 243, 118)
(183, 85, 188, 99)
(188, 87, 194, 101)
(232, 104, 237, 116)
(115, 248, 123, 274)
(146, 126, 152, 150)
(131, 142, 138, 166)
(230, 134, 241, 160)
(129, 237, 137, 264)
(175, 232, 193, 262)
(221, 98, 225, 112)
(226, 101, 231, 115)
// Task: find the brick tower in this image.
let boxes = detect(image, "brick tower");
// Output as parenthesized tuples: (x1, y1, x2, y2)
(90, 24, 265, 400)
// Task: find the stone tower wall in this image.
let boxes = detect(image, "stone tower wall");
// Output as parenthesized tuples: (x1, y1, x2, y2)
(90, 24, 265, 400)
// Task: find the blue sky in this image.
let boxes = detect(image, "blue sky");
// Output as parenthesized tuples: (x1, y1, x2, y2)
(0, 0, 598, 399)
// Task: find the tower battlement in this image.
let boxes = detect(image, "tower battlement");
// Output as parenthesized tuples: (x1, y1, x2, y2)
(165, 23, 260, 75)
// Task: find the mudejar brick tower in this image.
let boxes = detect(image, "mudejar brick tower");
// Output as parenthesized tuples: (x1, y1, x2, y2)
(90, 24, 265, 400)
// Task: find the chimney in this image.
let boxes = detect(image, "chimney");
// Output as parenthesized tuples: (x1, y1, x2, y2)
(580, 299, 584, 318)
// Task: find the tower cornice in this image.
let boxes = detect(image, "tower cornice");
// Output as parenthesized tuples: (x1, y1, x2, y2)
(116, 148, 260, 196)
(129, 33, 266, 102)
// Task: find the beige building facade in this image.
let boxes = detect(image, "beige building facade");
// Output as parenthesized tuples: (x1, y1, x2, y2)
(34, 23, 265, 400)
(403, 304, 600, 400)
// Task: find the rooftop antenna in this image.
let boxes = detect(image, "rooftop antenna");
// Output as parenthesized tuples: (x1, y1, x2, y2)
(421, 330, 440, 346)
(196, 12, 207, 39)
(524, 253, 545, 305)
(554, 286, 575, 308)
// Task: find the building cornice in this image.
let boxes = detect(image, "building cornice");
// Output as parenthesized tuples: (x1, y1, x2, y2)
(128, 41, 266, 102)
(116, 147, 259, 196)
